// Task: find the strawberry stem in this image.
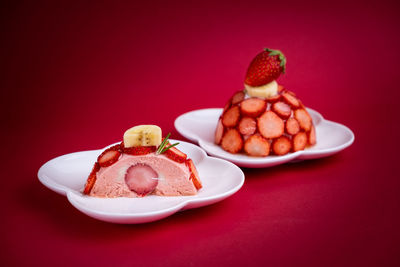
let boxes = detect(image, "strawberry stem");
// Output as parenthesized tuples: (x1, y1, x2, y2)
(264, 48, 286, 73)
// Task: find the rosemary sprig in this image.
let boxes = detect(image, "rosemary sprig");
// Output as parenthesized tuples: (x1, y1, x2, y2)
(161, 142, 179, 153)
(156, 133, 179, 154)
(157, 132, 170, 154)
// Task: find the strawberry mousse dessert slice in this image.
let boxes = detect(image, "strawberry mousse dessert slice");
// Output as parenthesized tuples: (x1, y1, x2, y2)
(83, 125, 202, 197)
(215, 48, 316, 157)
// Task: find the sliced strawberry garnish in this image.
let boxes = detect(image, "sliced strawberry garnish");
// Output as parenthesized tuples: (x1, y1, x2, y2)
(231, 90, 245, 105)
(266, 93, 281, 103)
(240, 97, 267, 117)
(293, 132, 308, 151)
(272, 136, 292, 156)
(244, 48, 286, 86)
(165, 146, 187, 163)
(238, 117, 257, 136)
(242, 134, 251, 141)
(123, 146, 156, 155)
(278, 84, 285, 92)
(285, 117, 300, 135)
(257, 111, 284, 139)
(83, 162, 100, 195)
(294, 108, 312, 131)
(186, 159, 202, 190)
(215, 118, 224, 145)
(272, 101, 291, 119)
(97, 145, 121, 167)
(244, 134, 270, 157)
(109, 143, 123, 151)
(222, 105, 240, 127)
(282, 92, 300, 108)
(221, 128, 243, 153)
(124, 163, 158, 196)
(223, 101, 231, 114)
(308, 125, 316, 146)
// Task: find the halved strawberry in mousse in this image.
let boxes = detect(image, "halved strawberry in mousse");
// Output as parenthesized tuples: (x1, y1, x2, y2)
(83, 125, 202, 197)
(125, 163, 159, 196)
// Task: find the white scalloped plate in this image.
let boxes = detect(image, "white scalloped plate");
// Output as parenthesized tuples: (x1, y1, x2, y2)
(38, 140, 244, 224)
(175, 108, 354, 168)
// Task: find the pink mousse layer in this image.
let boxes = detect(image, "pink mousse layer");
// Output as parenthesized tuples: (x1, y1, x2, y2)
(90, 153, 197, 198)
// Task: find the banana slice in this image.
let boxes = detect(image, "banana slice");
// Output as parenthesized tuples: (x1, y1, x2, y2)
(245, 80, 278, 98)
(123, 125, 162, 147)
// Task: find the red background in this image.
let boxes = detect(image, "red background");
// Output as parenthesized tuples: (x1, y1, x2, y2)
(1, 0, 400, 266)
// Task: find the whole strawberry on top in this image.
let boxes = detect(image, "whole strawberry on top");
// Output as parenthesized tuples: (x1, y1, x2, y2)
(215, 48, 316, 157)
(244, 48, 286, 87)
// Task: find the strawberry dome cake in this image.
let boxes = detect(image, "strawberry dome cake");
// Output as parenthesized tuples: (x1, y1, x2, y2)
(83, 125, 202, 197)
(215, 48, 316, 157)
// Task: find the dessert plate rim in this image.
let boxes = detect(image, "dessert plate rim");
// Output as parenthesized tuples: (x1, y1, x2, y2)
(174, 108, 354, 168)
(38, 139, 245, 224)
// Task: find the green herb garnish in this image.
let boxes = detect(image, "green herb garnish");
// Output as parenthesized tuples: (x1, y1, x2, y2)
(156, 133, 179, 154)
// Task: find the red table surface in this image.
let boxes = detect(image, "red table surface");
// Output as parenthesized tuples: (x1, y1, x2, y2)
(1, 0, 400, 266)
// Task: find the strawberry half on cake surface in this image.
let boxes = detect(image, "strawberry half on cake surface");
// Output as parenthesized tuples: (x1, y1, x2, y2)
(215, 48, 316, 157)
(83, 125, 202, 198)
